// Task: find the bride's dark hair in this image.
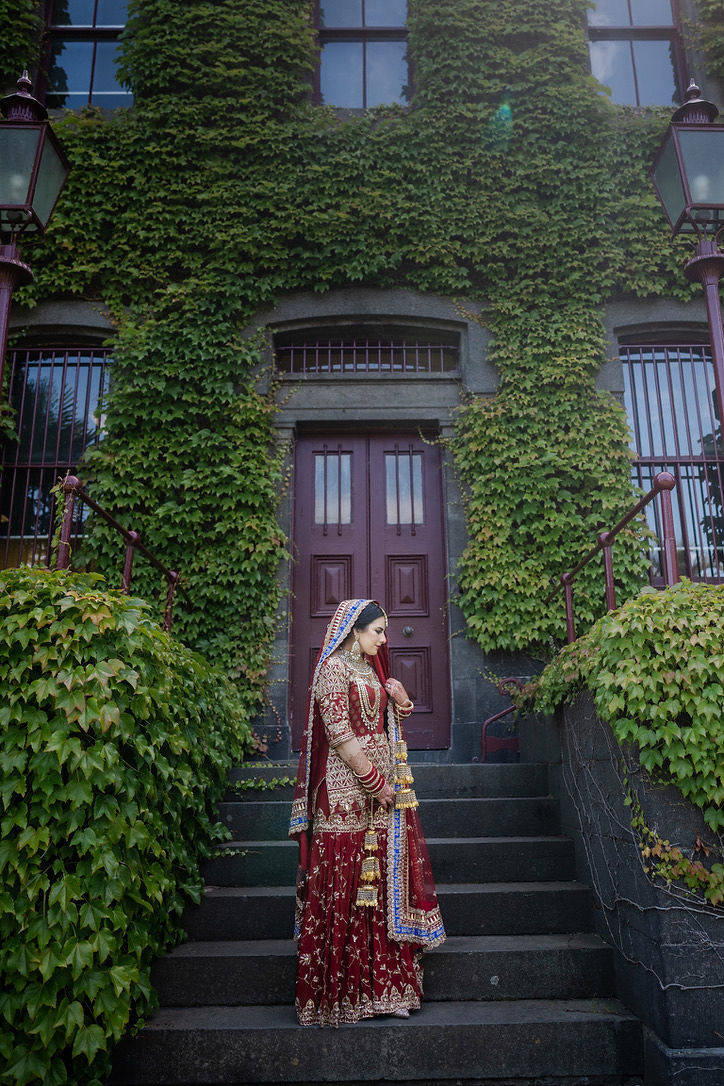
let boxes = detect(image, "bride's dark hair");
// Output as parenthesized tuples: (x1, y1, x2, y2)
(353, 601, 385, 629)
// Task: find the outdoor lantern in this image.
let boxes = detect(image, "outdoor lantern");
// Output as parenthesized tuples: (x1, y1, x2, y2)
(650, 81, 724, 235)
(0, 71, 70, 236)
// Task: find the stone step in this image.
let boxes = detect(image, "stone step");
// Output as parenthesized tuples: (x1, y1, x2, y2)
(109, 998, 643, 1084)
(151, 933, 615, 1007)
(202, 836, 575, 887)
(226, 761, 549, 801)
(182, 882, 593, 941)
(217, 796, 560, 839)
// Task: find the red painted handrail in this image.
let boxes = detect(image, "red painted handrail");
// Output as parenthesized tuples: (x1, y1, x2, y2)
(478, 472, 679, 760)
(54, 475, 184, 632)
(549, 471, 678, 644)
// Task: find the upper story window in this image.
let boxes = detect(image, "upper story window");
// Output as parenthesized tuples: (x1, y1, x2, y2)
(315, 0, 409, 108)
(274, 324, 459, 375)
(587, 0, 684, 107)
(44, 0, 132, 110)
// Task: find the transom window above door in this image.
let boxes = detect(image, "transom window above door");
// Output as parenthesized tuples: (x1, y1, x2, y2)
(316, 0, 409, 108)
(273, 325, 460, 375)
(587, 0, 684, 107)
(44, 0, 131, 110)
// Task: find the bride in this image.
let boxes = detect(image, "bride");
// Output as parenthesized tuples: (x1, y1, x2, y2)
(289, 598, 444, 1027)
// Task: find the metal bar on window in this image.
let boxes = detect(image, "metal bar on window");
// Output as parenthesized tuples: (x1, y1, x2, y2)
(409, 443, 416, 536)
(322, 443, 328, 537)
(337, 444, 343, 536)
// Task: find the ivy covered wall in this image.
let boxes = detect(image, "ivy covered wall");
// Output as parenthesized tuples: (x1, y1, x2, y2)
(1, 1, 722, 705)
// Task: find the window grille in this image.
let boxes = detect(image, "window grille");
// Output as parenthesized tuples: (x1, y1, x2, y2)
(622, 343, 723, 582)
(587, 0, 685, 108)
(274, 329, 459, 375)
(43, 0, 131, 110)
(315, 0, 409, 108)
(0, 347, 111, 569)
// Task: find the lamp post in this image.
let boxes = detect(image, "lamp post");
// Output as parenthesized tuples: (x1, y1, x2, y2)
(0, 71, 71, 395)
(650, 80, 724, 449)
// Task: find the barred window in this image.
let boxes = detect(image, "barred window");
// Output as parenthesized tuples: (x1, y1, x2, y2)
(622, 343, 723, 582)
(44, 0, 132, 110)
(587, 0, 685, 108)
(273, 325, 459, 375)
(0, 347, 111, 569)
(316, 0, 409, 108)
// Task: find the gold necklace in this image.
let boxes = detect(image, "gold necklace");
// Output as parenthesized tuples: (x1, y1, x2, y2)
(338, 650, 381, 727)
(355, 676, 381, 727)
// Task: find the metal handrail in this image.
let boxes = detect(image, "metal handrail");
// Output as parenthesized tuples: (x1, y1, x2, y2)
(54, 474, 186, 632)
(547, 471, 678, 643)
(478, 472, 679, 760)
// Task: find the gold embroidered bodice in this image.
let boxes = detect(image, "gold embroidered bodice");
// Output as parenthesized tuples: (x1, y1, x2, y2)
(313, 654, 390, 833)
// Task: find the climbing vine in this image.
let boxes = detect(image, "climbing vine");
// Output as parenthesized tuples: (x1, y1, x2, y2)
(0, 0, 719, 670)
(524, 580, 724, 832)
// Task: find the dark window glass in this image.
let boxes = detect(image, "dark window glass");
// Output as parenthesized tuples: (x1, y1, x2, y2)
(0, 347, 111, 570)
(622, 344, 723, 583)
(317, 0, 408, 108)
(45, 0, 132, 110)
(587, 0, 682, 107)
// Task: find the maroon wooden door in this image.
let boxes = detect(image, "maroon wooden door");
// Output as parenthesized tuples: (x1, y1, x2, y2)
(290, 431, 451, 750)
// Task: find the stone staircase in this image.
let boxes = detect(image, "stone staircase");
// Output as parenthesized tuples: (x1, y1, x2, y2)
(110, 762, 644, 1085)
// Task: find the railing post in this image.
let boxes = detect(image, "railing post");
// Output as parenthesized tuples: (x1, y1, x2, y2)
(598, 531, 616, 611)
(121, 530, 140, 594)
(56, 475, 80, 570)
(655, 471, 679, 586)
(561, 572, 576, 643)
(163, 571, 179, 632)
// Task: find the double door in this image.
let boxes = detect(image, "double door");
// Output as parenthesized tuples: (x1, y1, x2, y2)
(290, 431, 451, 749)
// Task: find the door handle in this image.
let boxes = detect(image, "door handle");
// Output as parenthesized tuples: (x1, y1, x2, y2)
(402, 625, 414, 637)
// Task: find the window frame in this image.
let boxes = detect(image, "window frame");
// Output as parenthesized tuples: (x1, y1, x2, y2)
(586, 0, 687, 108)
(620, 339, 723, 584)
(37, 0, 130, 111)
(312, 0, 410, 109)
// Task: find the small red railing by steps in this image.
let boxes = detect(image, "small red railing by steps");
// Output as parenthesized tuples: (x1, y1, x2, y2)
(478, 472, 679, 762)
(54, 475, 184, 633)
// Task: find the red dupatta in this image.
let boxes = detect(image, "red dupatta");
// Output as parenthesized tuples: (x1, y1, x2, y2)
(290, 599, 445, 949)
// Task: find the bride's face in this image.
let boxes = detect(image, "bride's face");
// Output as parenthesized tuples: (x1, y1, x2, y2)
(356, 616, 387, 656)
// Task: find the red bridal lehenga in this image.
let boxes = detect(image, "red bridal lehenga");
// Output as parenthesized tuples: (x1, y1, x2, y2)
(289, 599, 445, 1027)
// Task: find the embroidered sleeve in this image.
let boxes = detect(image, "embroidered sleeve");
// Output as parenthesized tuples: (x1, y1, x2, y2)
(316, 657, 355, 747)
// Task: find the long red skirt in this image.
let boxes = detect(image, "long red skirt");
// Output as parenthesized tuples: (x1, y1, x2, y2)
(295, 828, 423, 1026)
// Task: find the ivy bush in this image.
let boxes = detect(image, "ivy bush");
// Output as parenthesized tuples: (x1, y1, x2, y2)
(1, 0, 720, 660)
(0, 568, 252, 1085)
(524, 580, 724, 832)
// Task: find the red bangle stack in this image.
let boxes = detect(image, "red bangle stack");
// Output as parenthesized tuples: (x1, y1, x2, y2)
(356, 765, 385, 797)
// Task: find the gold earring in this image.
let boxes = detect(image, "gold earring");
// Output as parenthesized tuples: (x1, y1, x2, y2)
(352, 636, 362, 658)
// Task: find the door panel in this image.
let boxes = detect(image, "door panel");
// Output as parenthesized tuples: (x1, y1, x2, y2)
(291, 432, 450, 749)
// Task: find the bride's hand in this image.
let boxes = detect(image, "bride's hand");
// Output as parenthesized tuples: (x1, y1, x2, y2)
(384, 678, 412, 708)
(377, 782, 395, 809)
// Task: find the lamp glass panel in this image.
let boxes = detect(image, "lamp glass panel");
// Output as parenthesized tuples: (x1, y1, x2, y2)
(587, 0, 630, 26)
(32, 135, 68, 227)
(0, 127, 38, 207)
(320, 40, 364, 105)
(365, 0, 406, 26)
(91, 40, 132, 108)
(589, 40, 636, 104)
(632, 39, 677, 106)
(95, 0, 127, 25)
(51, 0, 95, 25)
(630, 0, 673, 24)
(677, 127, 724, 222)
(366, 40, 408, 106)
(320, 0, 362, 26)
(652, 130, 686, 228)
(47, 38, 94, 108)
